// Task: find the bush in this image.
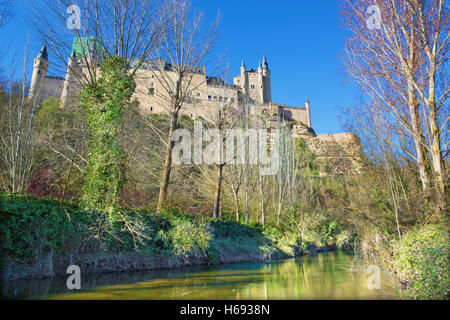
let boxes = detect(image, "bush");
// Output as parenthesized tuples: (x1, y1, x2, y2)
(0, 193, 95, 263)
(393, 224, 449, 300)
(168, 217, 211, 258)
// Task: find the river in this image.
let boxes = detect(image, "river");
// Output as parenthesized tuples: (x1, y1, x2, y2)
(1, 251, 401, 300)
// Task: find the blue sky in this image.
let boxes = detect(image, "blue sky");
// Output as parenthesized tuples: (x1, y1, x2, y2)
(0, 0, 360, 134)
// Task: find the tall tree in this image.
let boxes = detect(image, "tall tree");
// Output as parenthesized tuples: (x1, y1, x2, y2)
(0, 49, 41, 193)
(413, 0, 448, 203)
(151, 0, 218, 212)
(80, 56, 136, 215)
(339, 0, 448, 207)
(29, 0, 165, 211)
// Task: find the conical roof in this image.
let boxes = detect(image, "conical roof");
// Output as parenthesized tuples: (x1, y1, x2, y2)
(37, 43, 48, 60)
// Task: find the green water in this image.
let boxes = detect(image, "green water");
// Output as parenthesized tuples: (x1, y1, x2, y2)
(1, 251, 401, 300)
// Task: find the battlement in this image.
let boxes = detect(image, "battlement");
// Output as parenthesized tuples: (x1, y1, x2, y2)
(269, 102, 306, 110)
(316, 133, 361, 145)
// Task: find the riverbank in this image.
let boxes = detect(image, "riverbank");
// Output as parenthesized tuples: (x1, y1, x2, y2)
(2, 252, 401, 300)
(0, 194, 340, 280)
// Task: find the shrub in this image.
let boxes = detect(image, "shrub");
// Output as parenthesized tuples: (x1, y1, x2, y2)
(168, 217, 211, 257)
(393, 224, 449, 300)
(0, 193, 95, 263)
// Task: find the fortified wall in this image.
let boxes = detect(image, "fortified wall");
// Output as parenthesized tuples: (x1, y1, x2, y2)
(292, 123, 363, 176)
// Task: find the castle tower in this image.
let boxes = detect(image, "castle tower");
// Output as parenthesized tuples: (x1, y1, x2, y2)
(240, 59, 249, 100)
(29, 43, 49, 103)
(60, 51, 82, 109)
(261, 54, 271, 103)
(305, 98, 312, 128)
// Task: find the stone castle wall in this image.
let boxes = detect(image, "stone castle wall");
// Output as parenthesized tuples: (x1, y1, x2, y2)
(292, 123, 363, 176)
(305, 133, 363, 176)
(41, 77, 64, 103)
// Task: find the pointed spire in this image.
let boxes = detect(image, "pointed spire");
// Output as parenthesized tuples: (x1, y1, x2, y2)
(258, 60, 262, 69)
(262, 54, 268, 69)
(306, 97, 310, 104)
(241, 59, 246, 68)
(37, 42, 48, 61)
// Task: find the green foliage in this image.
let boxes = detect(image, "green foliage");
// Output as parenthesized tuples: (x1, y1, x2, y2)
(167, 218, 211, 257)
(35, 97, 64, 131)
(294, 138, 319, 175)
(393, 224, 449, 300)
(80, 56, 136, 215)
(148, 113, 170, 123)
(0, 193, 95, 263)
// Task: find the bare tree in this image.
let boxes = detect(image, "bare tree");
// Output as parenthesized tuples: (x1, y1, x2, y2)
(339, 0, 448, 206)
(26, 0, 166, 205)
(0, 48, 42, 193)
(413, 0, 448, 202)
(202, 98, 239, 218)
(150, 0, 218, 212)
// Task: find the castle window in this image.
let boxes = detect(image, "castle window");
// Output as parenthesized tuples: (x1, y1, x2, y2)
(219, 97, 223, 102)
(224, 97, 228, 102)
(251, 85, 255, 89)
(197, 92, 201, 97)
(150, 107, 153, 112)
(213, 96, 217, 100)
(191, 113, 193, 118)
(231, 98, 235, 102)
(148, 88, 155, 95)
(208, 95, 212, 101)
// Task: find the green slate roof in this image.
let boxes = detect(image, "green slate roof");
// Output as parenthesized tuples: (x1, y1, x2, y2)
(70, 37, 107, 60)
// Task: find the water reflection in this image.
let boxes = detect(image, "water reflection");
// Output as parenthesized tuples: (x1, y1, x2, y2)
(1, 251, 400, 300)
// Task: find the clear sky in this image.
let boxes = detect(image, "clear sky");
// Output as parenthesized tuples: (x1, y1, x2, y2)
(0, 0, 360, 134)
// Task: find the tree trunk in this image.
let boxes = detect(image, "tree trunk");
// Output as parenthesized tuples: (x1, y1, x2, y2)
(259, 173, 265, 225)
(234, 191, 240, 222)
(277, 192, 282, 226)
(231, 183, 240, 222)
(157, 109, 179, 213)
(427, 61, 446, 210)
(212, 164, 224, 218)
(407, 83, 431, 198)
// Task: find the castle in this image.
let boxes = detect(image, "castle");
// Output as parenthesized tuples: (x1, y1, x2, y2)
(29, 40, 363, 176)
(29, 40, 312, 128)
